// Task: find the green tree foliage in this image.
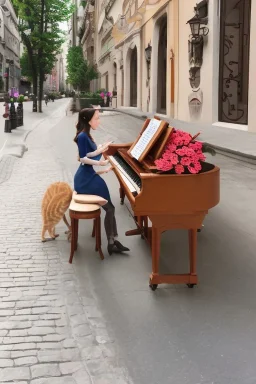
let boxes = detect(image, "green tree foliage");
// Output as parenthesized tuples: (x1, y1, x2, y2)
(20, 51, 33, 82)
(67, 46, 98, 91)
(13, 0, 73, 112)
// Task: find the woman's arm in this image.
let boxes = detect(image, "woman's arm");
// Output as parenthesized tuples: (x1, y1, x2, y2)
(87, 142, 112, 158)
(96, 167, 113, 175)
(80, 156, 109, 166)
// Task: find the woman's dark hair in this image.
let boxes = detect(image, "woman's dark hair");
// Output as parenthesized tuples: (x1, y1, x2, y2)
(74, 108, 97, 144)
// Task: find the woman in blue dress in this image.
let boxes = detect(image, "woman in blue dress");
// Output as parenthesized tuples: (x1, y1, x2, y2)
(74, 108, 129, 255)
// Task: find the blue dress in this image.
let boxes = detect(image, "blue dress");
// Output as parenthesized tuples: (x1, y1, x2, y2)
(74, 132, 111, 202)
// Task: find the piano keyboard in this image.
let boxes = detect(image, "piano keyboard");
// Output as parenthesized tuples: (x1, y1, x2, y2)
(109, 154, 142, 195)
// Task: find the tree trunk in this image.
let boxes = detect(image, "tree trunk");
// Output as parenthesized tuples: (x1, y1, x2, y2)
(32, 73, 37, 112)
(38, 0, 45, 113)
(38, 71, 44, 113)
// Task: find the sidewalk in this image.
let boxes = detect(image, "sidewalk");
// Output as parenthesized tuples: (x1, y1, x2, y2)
(116, 107, 256, 163)
(0, 99, 72, 185)
(0, 99, 71, 160)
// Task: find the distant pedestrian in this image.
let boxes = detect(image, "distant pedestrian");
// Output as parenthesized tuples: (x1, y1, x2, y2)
(45, 95, 49, 106)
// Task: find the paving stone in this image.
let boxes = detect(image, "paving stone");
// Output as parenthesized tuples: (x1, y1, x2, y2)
(63, 338, 77, 349)
(0, 366, 30, 381)
(70, 314, 88, 326)
(11, 350, 38, 358)
(81, 346, 103, 361)
(14, 356, 38, 366)
(72, 368, 92, 384)
(0, 351, 11, 358)
(30, 377, 76, 384)
(31, 363, 61, 378)
(42, 334, 67, 342)
(0, 321, 32, 330)
(59, 361, 83, 375)
(37, 348, 80, 363)
(27, 327, 56, 335)
(36, 342, 62, 349)
(86, 358, 116, 376)
(0, 359, 14, 367)
(73, 324, 92, 337)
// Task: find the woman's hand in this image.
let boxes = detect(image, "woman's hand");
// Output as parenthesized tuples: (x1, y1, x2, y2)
(97, 167, 113, 175)
(98, 141, 113, 154)
(99, 159, 109, 166)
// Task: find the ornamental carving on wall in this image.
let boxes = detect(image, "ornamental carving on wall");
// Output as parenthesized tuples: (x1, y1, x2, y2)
(112, 0, 162, 44)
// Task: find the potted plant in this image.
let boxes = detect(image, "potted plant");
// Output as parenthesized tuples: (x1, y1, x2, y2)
(100, 91, 112, 107)
(16, 94, 24, 126)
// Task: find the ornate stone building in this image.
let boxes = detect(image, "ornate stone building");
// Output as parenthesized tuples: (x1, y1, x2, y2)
(80, 0, 256, 132)
(0, 0, 21, 92)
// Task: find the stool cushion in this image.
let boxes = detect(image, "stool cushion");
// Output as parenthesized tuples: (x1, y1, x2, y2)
(69, 200, 100, 213)
(73, 192, 107, 206)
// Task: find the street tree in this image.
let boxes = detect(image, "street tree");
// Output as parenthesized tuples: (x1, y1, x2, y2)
(67, 46, 98, 91)
(13, 0, 73, 112)
(20, 51, 33, 83)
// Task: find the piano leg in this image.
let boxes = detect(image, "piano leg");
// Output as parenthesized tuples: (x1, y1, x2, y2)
(149, 226, 161, 291)
(120, 187, 125, 205)
(187, 229, 197, 288)
(148, 223, 198, 290)
(125, 216, 148, 237)
(142, 216, 148, 239)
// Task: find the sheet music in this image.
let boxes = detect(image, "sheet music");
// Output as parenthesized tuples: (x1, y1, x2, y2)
(130, 118, 162, 160)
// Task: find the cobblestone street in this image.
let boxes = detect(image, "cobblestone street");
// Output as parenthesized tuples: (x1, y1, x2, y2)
(0, 113, 132, 384)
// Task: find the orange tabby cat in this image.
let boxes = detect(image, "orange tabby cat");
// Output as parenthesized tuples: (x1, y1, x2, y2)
(41, 182, 73, 242)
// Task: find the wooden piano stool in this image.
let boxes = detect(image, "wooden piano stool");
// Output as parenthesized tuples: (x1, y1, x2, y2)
(69, 200, 104, 264)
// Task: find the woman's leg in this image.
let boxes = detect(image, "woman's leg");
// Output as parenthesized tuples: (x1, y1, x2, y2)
(102, 202, 129, 254)
(102, 202, 116, 243)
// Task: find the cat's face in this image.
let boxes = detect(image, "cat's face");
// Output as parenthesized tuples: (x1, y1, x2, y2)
(89, 110, 100, 130)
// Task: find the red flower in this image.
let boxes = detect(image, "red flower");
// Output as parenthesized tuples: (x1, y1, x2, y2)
(175, 164, 185, 174)
(188, 165, 198, 174)
(155, 129, 205, 174)
(180, 156, 191, 166)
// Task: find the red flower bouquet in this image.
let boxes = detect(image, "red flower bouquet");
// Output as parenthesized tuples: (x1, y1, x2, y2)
(155, 129, 212, 175)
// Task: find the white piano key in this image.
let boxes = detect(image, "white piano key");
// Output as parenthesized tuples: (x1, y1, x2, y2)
(109, 155, 140, 194)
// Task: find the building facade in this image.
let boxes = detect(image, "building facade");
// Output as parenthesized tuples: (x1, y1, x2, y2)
(0, 0, 21, 93)
(80, 0, 255, 132)
(44, 51, 66, 94)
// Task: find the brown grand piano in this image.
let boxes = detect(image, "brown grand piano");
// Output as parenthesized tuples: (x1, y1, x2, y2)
(104, 117, 220, 290)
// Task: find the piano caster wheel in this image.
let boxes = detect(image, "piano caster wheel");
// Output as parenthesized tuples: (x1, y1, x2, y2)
(120, 200, 124, 205)
(149, 284, 158, 291)
(187, 284, 196, 289)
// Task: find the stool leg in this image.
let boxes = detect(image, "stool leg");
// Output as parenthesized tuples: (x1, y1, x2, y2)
(95, 216, 104, 260)
(74, 219, 79, 251)
(92, 219, 96, 238)
(69, 217, 75, 264)
(95, 218, 98, 251)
